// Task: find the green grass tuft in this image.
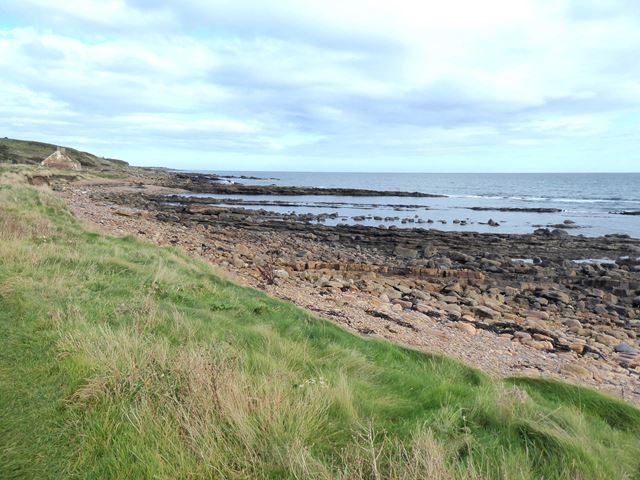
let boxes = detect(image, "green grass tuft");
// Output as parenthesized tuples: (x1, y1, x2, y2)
(1, 183, 639, 479)
(0, 137, 127, 169)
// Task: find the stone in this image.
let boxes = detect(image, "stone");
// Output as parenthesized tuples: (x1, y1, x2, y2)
(633, 296, 640, 308)
(454, 322, 477, 336)
(391, 299, 412, 310)
(474, 305, 500, 320)
(236, 244, 252, 256)
(504, 286, 519, 297)
(522, 339, 554, 351)
(542, 290, 571, 304)
(513, 331, 532, 341)
(384, 287, 403, 300)
(527, 310, 550, 321)
(525, 318, 549, 330)
(561, 363, 592, 379)
(441, 295, 459, 304)
(568, 342, 585, 354)
(232, 256, 246, 268)
(564, 319, 582, 331)
(274, 269, 289, 279)
(594, 333, 618, 347)
(394, 246, 419, 259)
(614, 343, 638, 354)
(413, 290, 431, 301)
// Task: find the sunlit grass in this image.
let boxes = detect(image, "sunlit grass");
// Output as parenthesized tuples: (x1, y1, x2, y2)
(1, 182, 639, 479)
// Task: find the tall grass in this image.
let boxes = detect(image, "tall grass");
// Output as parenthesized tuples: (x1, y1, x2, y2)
(1, 182, 639, 479)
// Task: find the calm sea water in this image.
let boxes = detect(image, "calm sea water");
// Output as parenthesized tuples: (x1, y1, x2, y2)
(188, 172, 640, 238)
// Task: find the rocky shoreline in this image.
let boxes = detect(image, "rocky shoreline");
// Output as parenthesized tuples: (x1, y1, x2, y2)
(165, 172, 446, 197)
(50, 169, 640, 403)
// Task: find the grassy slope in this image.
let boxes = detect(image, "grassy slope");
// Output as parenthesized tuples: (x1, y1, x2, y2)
(0, 138, 128, 169)
(0, 182, 639, 479)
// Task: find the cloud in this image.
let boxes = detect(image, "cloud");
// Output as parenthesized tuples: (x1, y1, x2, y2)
(1, 0, 639, 170)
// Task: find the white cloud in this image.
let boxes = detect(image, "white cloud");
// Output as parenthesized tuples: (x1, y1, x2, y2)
(1, 0, 639, 170)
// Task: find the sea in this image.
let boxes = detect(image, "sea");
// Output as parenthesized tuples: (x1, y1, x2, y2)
(185, 172, 640, 238)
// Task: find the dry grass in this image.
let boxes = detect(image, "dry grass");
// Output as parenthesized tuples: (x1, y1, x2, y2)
(2, 181, 640, 480)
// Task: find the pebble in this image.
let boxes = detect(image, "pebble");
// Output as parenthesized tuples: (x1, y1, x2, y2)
(453, 322, 477, 336)
(614, 343, 638, 354)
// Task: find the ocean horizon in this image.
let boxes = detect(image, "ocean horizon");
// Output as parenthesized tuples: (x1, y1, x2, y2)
(182, 171, 640, 238)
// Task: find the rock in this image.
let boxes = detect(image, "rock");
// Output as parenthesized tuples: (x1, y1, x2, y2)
(522, 339, 554, 351)
(232, 256, 246, 268)
(391, 299, 412, 310)
(274, 269, 289, 279)
(633, 296, 640, 308)
(568, 342, 585, 354)
(440, 295, 459, 304)
(413, 290, 431, 301)
(551, 229, 569, 237)
(488, 219, 500, 227)
(474, 305, 500, 320)
(504, 286, 519, 297)
(561, 363, 592, 379)
(454, 322, 477, 336)
(614, 343, 638, 354)
(594, 304, 607, 315)
(394, 246, 419, 259)
(513, 331, 532, 341)
(527, 310, 550, 321)
(542, 290, 571, 304)
(236, 244, 252, 256)
(525, 318, 549, 330)
(594, 333, 618, 347)
(443, 304, 462, 316)
(564, 319, 582, 331)
(384, 287, 402, 300)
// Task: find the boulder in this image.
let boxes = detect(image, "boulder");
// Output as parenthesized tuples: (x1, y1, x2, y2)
(474, 305, 500, 320)
(594, 333, 618, 347)
(542, 290, 571, 304)
(561, 363, 592, 379)
(274, 269, 289, 279)
(453, 322, 477, 336)
(394, 246, 419, 259)
(563, 319, 582, 331)
(614, 343, 638, 354)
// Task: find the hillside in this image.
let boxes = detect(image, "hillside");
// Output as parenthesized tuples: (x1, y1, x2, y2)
(0, 137, 128, 169)
(1, 176, 639, 479)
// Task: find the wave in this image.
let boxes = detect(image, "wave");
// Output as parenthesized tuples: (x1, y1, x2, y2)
(444, 194, 640, 204)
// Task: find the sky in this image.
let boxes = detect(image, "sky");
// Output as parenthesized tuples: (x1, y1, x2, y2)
(1, 0, 639, 172)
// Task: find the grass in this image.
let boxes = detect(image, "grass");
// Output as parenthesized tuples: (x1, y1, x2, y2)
(0, 181, 639, 479)
(0, 163, 128, 182)
(0, 137, 128, 169)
